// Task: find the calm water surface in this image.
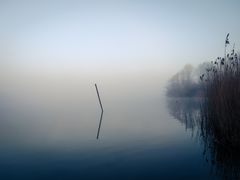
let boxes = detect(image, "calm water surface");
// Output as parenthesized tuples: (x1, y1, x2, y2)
(0, 75, 217, 179)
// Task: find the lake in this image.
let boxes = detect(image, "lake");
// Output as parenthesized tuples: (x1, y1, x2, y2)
(0, 74, 231, 179)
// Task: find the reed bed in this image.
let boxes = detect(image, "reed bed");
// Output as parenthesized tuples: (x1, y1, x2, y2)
(200, 34, 240, 148)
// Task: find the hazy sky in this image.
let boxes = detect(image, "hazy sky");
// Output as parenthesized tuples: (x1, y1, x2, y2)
(1, 0, 240, 75)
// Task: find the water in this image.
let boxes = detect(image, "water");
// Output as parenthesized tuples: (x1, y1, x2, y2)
(0, 74, 218, 179)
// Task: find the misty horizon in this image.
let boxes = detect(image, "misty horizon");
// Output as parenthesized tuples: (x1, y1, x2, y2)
(1, 1, 240, 179)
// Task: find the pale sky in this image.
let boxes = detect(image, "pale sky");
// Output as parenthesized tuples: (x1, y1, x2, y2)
(1, 0, 240, 76)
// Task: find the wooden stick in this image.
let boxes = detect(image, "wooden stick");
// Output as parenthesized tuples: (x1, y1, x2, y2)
(95, 83, 104, 139)
(95, 83, 104, 111)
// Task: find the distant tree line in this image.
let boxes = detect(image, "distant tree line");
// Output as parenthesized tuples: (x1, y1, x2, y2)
(166, 63, 210, 97)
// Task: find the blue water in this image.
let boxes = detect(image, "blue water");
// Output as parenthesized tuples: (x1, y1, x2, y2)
(0, 78, 216, 179)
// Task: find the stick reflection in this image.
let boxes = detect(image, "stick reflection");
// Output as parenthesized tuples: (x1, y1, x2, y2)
(96, 111, 104, 139)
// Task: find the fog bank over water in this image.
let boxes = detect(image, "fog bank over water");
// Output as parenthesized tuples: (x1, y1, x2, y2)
(0, 64, 171, 111)
(0, 63, 176, 153)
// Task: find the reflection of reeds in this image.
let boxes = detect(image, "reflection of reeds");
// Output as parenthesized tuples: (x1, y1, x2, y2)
(167, 98, 201, 131)
(167, 97, 240, 179)
(202, 138, 240, 180)
(200, 34, 240, 147)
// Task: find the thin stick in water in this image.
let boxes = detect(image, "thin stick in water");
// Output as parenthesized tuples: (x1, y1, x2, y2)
(95, 83, 104, 139)
(95, 83, 104, 111)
